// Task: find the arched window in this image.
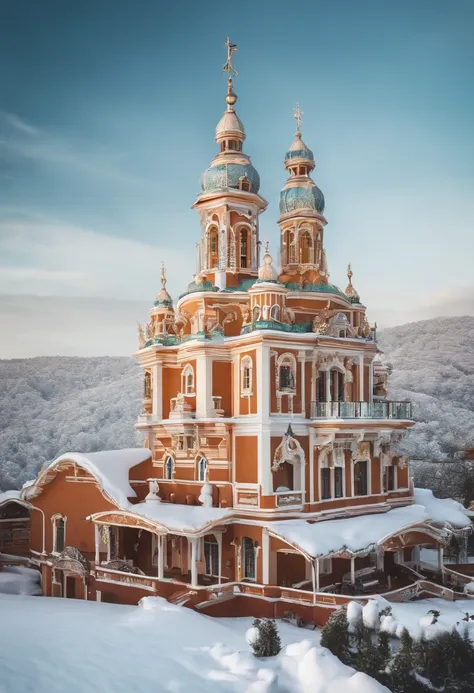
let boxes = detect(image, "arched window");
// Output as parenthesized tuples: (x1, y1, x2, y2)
(239, 228, 250, 268)
(239, 177, 251, 192)
(277, 354, 296, 392)
(208, 228, 219, 268)
(242, 537, 256, 580)
(354, 461, 368, 496)
(317, 370, 327, 401)
(288, 230, 297, 263)
(181, 364, 194, 394)
(52, 515, 66, 553)
(300, 231, 312, 264)
(252, 305, 261, 323)
(241, 356, 253, 394)
(270, 304, 280, 322)
(330, 369, 345, 402)
(197, 457, 208, 482)
(165, 456, 174, 480)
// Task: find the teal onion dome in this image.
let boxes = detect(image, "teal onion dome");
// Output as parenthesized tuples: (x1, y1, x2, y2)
(279, 184, 325, 215)
(201, 162, 260, 194)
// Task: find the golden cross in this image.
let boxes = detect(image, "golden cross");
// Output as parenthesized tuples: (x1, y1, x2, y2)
(293, 103, 303, 131)
(161, 261, 167, 287)
(223, 37, 238, 76)
(264, 240, 270, 254)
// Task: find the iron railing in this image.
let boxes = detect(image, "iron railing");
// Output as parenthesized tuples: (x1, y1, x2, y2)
(310, 401, 412, 420)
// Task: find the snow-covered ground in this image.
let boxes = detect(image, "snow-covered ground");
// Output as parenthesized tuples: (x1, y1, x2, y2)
(0, 594, 389, 693)
(0, 565, 41, 596)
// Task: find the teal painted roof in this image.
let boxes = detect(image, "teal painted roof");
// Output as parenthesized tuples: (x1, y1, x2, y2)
(285, 282, 347, 299)
(279, 185, 325, 215)
(201, 162, 260, 194)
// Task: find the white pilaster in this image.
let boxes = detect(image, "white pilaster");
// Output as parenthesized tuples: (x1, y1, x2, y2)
(196, 353, 213, 418)
(257, 343, 270, 420)
(350, 557, 355, 584)
(326, 370, 331, 402)
(259, 427, 272, 495)
(190, 537, 199, 587)
(358, 355, 364, 402)
(158, 535, 165, 579)
(216, 533, 223, 585)
(299, 352, 306, 416)
(94, 524, 100, 565)
(309, 429, 314, 503)
(368, 357, 375, 403)
(152, 363, 162, 420)
(262, 529, 270, 584)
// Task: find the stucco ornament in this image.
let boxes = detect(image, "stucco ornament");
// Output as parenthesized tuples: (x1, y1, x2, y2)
(137, 323, 146, 349)
(198, 482, 214, 507)
(272, 425, 304, 472)
(145, 479, 161, 502)
(54, 546, 89, 577)
(312, 306, 331, 335)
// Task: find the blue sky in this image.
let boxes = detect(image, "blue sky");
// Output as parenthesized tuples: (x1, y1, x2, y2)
(0, 0, 473, 354)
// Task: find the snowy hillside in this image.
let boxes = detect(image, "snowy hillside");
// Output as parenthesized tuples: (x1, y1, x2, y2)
(379, 316, 474, 461)
(0, 357, 142, 491)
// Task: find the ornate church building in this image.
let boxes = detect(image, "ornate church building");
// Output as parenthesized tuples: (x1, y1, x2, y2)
(18, 42, 472, 622)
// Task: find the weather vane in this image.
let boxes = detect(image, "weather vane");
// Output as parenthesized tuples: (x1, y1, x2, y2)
(293, 103, 303, 131)
(223, 37, 238, 76)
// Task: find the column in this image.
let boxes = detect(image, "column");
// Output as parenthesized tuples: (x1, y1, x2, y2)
(350, 557, 355, 584)
(299, 352, 306, 416)
(152, 363, 162, 420)
(368, 357, 375, 403)
(358, 355, 364, 402)
(437, 546, 444, 571)
(158, 535, 165, 579)
(315, 558, 320, 592)
(262, 529, 270, 584)
(257, 343, 270, 420)
(216, 534, 223, 585)
(196, 353, 214, 418)
(94, 524, 100, 565)
(190, 537, 199, 587)
(325, 370, 331, 402)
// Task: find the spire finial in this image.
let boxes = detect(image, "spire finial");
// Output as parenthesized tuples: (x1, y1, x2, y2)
(347, 263, 353, 286)
(293, 103, 303, 134)
(264, 240, 269, 255)
(161, 261, 167, 288)
(223, 37, 238, 76)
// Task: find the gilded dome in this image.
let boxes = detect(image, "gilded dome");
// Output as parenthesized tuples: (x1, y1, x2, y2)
(279, 184, 325, 215)
(201, 162, 260, 194)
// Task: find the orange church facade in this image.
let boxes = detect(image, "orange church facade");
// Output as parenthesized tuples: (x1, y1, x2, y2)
(17, 48, 473, 623)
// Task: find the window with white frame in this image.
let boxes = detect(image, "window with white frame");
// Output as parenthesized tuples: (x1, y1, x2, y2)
(320, 557, 332, 574)
(277, 354, 296, 392)
(242, 536, 256, 580)
(241, 356, 253, 395)
(197, 457, 208, 482)
(164, 456, 174, 480)
(181, 364, 195, 394)
(52, 515, 66, 553)
(270, 304, 280, 322)
(204, 536, 219, 576)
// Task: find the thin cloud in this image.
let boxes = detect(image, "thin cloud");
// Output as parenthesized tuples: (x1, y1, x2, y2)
(0, 111, 38, 136)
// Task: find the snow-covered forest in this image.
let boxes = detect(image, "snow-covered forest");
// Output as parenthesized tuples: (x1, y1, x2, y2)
(0, 357, 142, 490)
(0, 316, 473, 493)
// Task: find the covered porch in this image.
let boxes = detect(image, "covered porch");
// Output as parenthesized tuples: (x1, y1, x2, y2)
(267, 505, 452, 599)
(89, 505, 232, 591)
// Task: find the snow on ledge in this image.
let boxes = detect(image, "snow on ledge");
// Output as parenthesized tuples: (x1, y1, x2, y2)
(129, 500, 232, 533)
(414, 487, 472, 529)
(0, 489, 22, 506)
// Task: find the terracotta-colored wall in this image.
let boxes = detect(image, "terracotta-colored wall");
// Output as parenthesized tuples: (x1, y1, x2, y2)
(162, 366, 182, 419)
(371, 457, 381, 495)
(397, 460, 409, 488)
(235, 436, 258, 483)
(212, 361, 232, 417)
(30, 468, 116, 556)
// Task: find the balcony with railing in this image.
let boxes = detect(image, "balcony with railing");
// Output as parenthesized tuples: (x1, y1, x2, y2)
(310, 401, 412, 420)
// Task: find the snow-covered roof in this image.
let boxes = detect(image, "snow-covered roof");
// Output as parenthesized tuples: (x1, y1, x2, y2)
(269, 505, 434, 559)
(0, 490, 22, 506)
(23, 448, 151, 508)
(414, 488, 472, 530)
(130, 500, 232, 533)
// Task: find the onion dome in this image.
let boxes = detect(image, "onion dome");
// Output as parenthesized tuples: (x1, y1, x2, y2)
(200, 77, 260, 195)
(344, 264, 360, 303)
(258, 243, 278, 281)
(279, 105, 325, 217)
(154, 263, 173, 308)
